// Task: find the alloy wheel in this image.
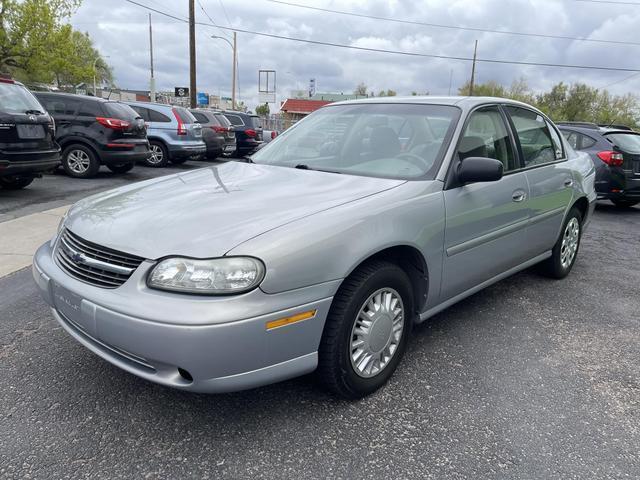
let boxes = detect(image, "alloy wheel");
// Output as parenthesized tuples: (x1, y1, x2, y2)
(67, 149, 91, 174)
(349, 288, 405, 378)
(560, 217, 580, 269)
(149, 144, 164, 164)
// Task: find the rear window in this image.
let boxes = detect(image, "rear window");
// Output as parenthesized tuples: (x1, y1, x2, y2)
(0, 82, 44, 113)
(191, 111, 210, 124)
(104, 102, 140, 121)
(604, 133, 640, 154)
(174, 107, 196, 124)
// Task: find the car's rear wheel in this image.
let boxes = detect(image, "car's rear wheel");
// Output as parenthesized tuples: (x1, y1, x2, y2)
(0, 175, 35, 189)
(611, 199, 639, 208)
(144, 141, 169, 167)
(317, 260, 413, 399)
(62, 144, 100, 178)
(539, 207, 582, 279)
(107, 163, 135, 174)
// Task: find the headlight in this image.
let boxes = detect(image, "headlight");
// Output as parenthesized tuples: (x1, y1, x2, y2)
(147, 257, 265, 294)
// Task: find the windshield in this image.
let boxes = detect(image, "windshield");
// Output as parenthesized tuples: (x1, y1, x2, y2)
(251, 103, 460, 179)
(605, 133, 640, 154)
(0, 82, 44, 113)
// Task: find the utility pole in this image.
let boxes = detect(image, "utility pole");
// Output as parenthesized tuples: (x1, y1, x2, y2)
(469, 40, 478, 96)
(149, 13, 156, 102)
(448, 68, 453, 96)
(188, 0, 197, 108)
(232, 31, 237, 110)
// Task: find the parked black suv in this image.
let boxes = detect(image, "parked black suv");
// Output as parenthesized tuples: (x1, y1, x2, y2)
(35, 92, 149, 178)
(558, 122, 640, 208)
(222, 111, 263, 157)
(0, 79, 60, 189)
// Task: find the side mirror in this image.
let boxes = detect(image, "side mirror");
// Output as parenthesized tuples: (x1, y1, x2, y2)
(458, 157, 504, 184)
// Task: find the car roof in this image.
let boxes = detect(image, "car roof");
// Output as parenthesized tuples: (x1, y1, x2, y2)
(34, 92, 107, 103)
(557, 124, 637, 137)
(126, 101, 175, 109)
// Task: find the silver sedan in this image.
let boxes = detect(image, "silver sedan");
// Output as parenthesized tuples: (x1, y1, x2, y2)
(33, 97, 596, 398)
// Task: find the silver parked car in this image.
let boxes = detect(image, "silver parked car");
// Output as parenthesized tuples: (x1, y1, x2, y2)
(33, 97, 596, 398)
(127, 101, 205, 167)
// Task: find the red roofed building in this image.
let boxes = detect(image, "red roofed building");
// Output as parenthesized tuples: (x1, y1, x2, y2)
(280, 98, 332, 127)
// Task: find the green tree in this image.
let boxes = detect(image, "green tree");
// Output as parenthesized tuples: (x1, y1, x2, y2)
(255, 103, 270, 116)
(458, 80, 506, 97)
(377, 89, 397, 97)
(0, 0, 112, 87)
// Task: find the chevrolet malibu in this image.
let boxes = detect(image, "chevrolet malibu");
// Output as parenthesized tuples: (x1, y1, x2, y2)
(33, 97, 596, 398)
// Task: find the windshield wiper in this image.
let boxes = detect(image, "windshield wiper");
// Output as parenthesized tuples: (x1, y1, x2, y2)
(24, 109, 44, 115)
(294, 164, 341, 174)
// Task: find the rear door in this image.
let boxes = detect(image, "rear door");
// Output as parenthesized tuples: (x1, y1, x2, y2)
(37, 94, 79, 141)
(0, 83, 56, 153)
(441, 105, 531, 300)
(504, 106, 573, 257)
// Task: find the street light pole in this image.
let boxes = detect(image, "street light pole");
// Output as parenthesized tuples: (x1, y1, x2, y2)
(211, 34, 237, 110)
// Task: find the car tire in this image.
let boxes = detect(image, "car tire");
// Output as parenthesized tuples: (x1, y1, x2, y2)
(611, 199, 639, 208)
(144, 141, 169, 167)
(317, 260, 414, 399)
(169, 156, 189, 165)
(62, 144, 100, 178)
(539, 207, 582, 279)
(107, 163, 135, 174)
(0, 176, 35, 189)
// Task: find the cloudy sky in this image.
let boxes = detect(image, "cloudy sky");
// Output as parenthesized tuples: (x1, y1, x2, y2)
(70, 0, 640, 110)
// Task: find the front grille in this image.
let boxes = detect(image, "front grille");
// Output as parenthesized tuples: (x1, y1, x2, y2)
(55, 229, 144, 288)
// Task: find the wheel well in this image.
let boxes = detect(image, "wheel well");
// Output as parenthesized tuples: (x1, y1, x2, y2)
(60, 140, 99, 161)
(352, 246, 429, 314)
(572, 196, 589, 221)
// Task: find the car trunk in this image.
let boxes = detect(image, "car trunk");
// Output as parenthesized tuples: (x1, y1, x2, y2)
(604, 132, 640, 177)
(103, 102, 147, 140)
(174, 106, 202, 140)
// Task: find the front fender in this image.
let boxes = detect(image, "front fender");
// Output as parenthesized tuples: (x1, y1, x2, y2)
(228, 181, 446, 308)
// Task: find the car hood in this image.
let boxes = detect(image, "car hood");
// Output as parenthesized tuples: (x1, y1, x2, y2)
(65, 162, 406, 259)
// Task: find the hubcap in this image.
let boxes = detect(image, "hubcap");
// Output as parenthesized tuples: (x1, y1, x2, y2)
(560, 217, 580, 269)
(67, 149, 90, 174)
(349, 288, 404, 378)
(149, 145, 163, 164)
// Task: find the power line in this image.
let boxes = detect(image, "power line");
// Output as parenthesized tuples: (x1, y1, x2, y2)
(123, 0, 640, 73)
(600, 71, 640, 88)
(197, 0, 231, 39)
(267, 0, 640, 47)
(573, 0, 640, 5)
(218, 0, 233, 27)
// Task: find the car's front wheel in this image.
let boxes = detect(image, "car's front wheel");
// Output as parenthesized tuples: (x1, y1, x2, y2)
(540, 207, 582, 279)
(0, 175, 35, 189)
(317, 260, 413, 399)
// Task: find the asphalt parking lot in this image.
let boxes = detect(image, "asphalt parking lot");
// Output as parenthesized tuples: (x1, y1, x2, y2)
(0, 167, 639, 479)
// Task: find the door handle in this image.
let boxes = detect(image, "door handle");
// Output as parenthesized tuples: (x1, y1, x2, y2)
(512, 190, 526, 202)
(564, 178, 574, 187)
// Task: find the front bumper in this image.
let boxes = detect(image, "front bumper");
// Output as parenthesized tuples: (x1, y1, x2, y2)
(33, 241, 337, 393)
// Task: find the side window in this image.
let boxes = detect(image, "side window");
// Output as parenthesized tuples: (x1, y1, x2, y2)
(504, 106, 558, 167)
(147, 109, 171, 122)
(191, 111, 209, 124)
(77, 101, 103, 117)
(458, 106, 517, 172)
(224, 114, 244, 126)
(130, 106, 149, 121)
(562, 131, 578, 149)
(579, 134, 597, 149)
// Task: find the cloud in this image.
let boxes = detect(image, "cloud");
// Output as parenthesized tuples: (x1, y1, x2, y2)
(71, 0, 640, 110)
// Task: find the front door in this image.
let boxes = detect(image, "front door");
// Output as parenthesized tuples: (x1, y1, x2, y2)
(441, 105, 530, 301)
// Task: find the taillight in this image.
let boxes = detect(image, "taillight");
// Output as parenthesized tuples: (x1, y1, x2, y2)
(212, 125, 227, 133)
(597, 151, 624, 167)
(245, 129, 256, 138)
(96, 117, 130, 130)
(271, 130, 277, 140)
(172, 108, 187, 135)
